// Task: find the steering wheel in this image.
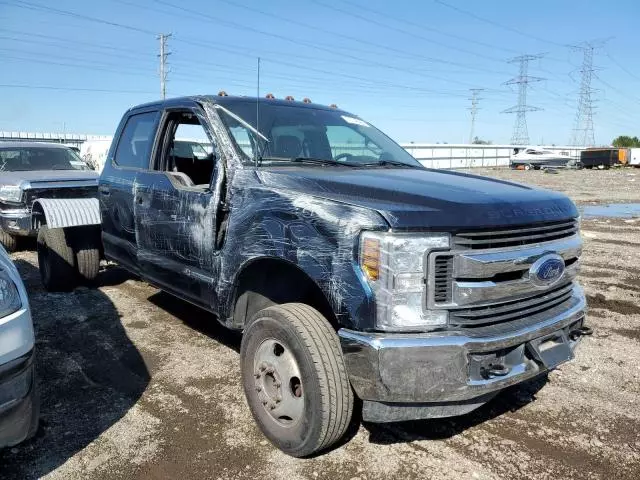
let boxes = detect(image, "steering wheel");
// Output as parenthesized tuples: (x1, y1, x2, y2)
(334, 153, 354, 162)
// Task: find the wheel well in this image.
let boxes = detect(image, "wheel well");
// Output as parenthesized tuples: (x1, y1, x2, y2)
(31, 202, 46, 230)
(231, 258, 338, 330)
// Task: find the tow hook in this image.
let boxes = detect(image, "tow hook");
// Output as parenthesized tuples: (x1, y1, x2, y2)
(480, 364, 511, 379)
(569, 326, 593, 341)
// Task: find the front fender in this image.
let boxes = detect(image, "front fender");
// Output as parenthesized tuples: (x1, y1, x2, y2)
(31, 198, 101, 230)
(218, 182, 388, 330)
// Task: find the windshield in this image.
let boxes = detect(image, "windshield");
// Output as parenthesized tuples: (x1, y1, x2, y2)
(217, 101, 422, 168)
(0, 146, 85, 172)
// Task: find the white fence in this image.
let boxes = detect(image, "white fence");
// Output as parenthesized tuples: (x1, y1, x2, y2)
(400, 144, 585, 169)
(0, 131, 111, 147)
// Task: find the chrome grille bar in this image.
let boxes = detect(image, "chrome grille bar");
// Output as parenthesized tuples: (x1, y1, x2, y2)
(449, 282, 574, 327)
(453, 219, 578, 249)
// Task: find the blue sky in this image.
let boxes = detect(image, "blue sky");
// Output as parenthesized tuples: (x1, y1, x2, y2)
(1, 0, 639, 145)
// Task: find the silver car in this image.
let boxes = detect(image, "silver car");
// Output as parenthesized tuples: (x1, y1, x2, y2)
(0, 245, 38, 448)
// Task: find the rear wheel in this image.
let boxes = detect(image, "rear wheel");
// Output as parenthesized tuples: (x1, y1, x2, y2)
(37, 226, 77, 292)
(73, 226, 101, 282)
(0, 229, 18, 252)
(240, 303, 354, 457)
(524, 164, 532, 171)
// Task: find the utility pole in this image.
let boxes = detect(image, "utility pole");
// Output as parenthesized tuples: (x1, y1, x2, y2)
(157, 33, 172, 99)
(468, 88, 484, 144)
(502, 54, 544, 145)
(569, 40, 607, 146)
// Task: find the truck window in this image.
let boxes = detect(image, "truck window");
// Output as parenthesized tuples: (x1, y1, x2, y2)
(114, 111, 158, 169)
(158, 112, 215, 188)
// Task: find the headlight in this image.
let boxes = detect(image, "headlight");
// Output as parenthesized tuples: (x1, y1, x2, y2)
(0, 185, 22, 203)
(0, 269, 21, 318)
(359, 231, 449, 332)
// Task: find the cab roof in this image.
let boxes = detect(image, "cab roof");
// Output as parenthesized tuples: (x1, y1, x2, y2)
(129, 95, 345, 114)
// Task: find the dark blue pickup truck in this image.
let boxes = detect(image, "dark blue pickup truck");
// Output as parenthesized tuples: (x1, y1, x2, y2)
(33, 94, 589, 457)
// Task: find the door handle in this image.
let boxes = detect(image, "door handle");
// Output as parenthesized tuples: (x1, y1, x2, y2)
(98, 185, 110, 196)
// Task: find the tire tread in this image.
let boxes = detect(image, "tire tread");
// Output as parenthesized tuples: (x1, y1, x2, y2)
(243, 302, 354, 456)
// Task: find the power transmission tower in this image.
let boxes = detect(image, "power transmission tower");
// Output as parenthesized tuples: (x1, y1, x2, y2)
(468, 88, 484, 144)
(502, 54, 544, 145)
(569, 40, 608, 146)
(157, 33, 172, 99)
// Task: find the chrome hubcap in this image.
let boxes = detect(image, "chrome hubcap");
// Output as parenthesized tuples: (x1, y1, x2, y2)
(253, 339, 304, 426)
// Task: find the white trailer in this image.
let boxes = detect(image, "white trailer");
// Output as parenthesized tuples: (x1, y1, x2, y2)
(629, 148, 640, 166)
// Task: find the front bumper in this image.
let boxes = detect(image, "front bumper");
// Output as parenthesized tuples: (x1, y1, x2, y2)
(0, 210, 33, 236)
(0, 350, 38, 449)
(339, 288, 587, 421)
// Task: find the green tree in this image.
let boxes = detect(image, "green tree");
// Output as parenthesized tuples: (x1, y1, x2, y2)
(472, 136, 492, 145)
(612, 135, 640, 147)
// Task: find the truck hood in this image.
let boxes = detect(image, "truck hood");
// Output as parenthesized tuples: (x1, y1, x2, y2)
(0, 169, 99, 187)
(257, 167, 579, 230)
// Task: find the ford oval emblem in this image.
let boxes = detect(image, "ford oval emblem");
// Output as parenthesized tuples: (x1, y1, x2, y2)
(529, 254, 565, 287)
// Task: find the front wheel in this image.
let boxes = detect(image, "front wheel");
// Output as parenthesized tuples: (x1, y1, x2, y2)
(37, 226, 77, 292)
(240, 303, 354, 457)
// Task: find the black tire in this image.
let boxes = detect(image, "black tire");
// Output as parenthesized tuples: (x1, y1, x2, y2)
(74, 226, 101, 281)
(37, 226, 77, 292)
(0, 229, 18, 252)
(240, 303, 354, 457)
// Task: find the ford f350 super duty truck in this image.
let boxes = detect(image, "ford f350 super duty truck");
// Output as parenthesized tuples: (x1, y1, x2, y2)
(33, 94, 590, 457)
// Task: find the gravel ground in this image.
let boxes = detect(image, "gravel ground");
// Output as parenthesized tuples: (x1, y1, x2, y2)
(1, 168, 639, 479)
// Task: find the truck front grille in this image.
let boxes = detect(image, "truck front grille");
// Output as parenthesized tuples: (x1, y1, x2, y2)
(448, 282, 574, 328)
(428, 220, 583, 331)
(23, 187, 97, 208)
(453, 219, 579, 249)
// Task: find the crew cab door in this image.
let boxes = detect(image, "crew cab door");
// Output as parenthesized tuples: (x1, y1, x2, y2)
(133, 106, 223, 309)
(100, 109, 160, 273)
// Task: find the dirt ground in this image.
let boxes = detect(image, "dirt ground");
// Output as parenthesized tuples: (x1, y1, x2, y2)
(1, 169, 639, 479)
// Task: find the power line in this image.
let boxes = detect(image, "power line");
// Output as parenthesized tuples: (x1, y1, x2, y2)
(308, 0, 507, 63)
(468, 88, 484, 143)
(502, 54, 545, 145)
(606, 52, 640, 83)
(2, 0, 155, 34)
(0, 83, 156, 94)
(153, 0, 511, 77)
(433, 0, 567, 50)
(3, 0, 513, 98)
(340, 0, 522, 55)
(158, 33, 172, 99)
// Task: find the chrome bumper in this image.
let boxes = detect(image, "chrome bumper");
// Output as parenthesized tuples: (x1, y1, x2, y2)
(339, 288, 586, 405)
(0, 210, 33, 236)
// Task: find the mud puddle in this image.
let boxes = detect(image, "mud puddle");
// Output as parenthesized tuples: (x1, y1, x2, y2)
(581, 203, 640, 218)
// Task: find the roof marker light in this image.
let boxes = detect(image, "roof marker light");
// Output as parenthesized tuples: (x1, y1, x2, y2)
(303, 97, 312, 104)
(218, 90, 228, 96)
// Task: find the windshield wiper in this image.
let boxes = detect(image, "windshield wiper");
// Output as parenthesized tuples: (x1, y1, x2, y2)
(359, 159, 421, 168)
(292, 156, 357, 166)
(258, 156, 358, 167)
